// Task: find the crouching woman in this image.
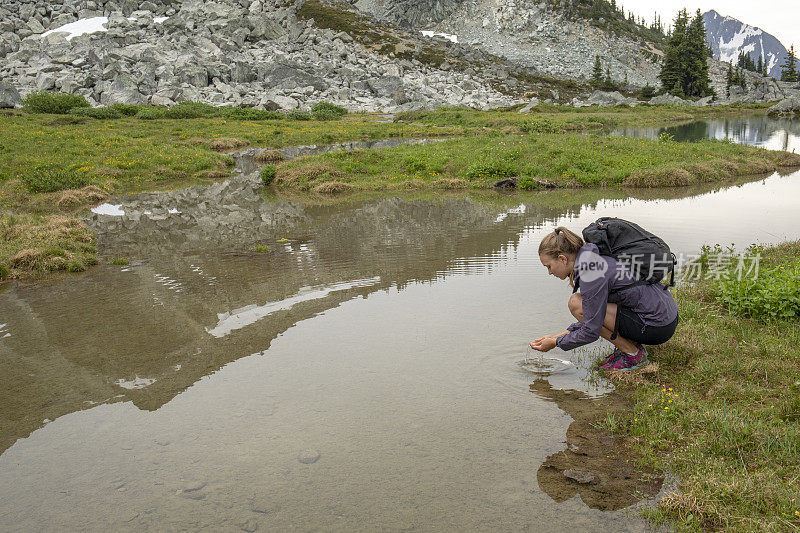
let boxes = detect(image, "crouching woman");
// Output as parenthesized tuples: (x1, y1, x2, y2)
(529, 227, 679, 370)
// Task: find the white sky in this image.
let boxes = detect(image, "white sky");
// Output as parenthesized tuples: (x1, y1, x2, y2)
(620, 1, 798, 51)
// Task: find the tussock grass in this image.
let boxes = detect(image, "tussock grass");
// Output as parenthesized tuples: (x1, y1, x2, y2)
(254, 150, 285, 163)
(276, 134, 798, 191)
(208, 137, 250, 151)
(614, 242, 800, 530)
(0, 213, 97, 280)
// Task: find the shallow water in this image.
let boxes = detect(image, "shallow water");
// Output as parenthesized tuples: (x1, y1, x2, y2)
(612, 115, 800, 153)
(2, 166, 800, 530)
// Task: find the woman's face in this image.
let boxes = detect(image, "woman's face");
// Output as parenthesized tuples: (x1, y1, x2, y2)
(540, 253, 573, 280)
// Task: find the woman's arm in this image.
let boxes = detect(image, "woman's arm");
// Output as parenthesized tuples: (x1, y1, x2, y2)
(529, 330, 570, 352)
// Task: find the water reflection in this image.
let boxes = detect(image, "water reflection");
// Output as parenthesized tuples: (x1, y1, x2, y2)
(2, 171, 800, 530)
(612, 116, 800, 153)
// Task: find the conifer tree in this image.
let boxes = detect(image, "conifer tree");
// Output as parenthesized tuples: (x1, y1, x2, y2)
(659, 9, 688, 94)
(725, 61, 733, 97)
(658, 8, 713, 98)
(781, 45, 798, 82)
(591, 56, 604, 87)
(757, 56, 763, 76)
(685, 9, 712, 96)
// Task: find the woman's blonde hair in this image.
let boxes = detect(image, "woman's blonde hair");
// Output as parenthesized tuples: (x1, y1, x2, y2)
(538, 227, 584, 285)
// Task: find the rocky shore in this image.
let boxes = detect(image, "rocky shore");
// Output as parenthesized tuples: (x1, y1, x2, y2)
(1, 0, 798, 112)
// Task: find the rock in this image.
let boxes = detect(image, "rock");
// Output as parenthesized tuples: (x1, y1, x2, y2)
(767, 96, 800, 117)
(298, 449, 320, 464)
(175, 65, 209, 87)
(648, 93, 693, 106)
(494, 177, 518, 188)
(100, 74, 146, 105)
(262, 94, 298, 110)
(0, 80, 21, 108)
(35, 73, 56, 91)
(573, 90, 638, 108)
(563, 469, 595, 484)
(518, 97, 540, 112)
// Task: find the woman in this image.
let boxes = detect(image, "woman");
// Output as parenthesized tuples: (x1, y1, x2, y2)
(529, 227, 679, 370)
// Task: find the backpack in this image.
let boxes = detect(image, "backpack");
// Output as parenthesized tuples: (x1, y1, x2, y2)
(581, 217, 676, 289)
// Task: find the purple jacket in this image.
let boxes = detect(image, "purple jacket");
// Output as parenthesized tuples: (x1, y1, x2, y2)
(555, 243, 678, 351)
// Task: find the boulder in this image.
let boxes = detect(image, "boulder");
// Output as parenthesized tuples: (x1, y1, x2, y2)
(518, 97, 540, 112)
(648, 93, 693, 106)
(100, 73, 146, 105)
(573, 90, 638, 107)
(0, 80, 20, 108)
(767, 96, 800, 117)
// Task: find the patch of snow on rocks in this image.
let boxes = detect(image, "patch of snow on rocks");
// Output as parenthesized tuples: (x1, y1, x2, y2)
(91, 203, 126, 216)
(420, 30, 458, 43)
(41, 16, 167, 41)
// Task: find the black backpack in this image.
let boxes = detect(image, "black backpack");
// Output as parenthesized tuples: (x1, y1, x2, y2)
(581, 217, 676, 289)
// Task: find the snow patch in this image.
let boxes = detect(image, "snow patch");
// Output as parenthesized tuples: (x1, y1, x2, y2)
(718, 24, 762, 64)
(91, 203, 125, 216)
(41, 15, 167, 41)
(420, 30, 459, 43)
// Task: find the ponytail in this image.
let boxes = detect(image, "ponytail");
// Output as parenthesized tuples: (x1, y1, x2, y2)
(538, 227, 584, 286)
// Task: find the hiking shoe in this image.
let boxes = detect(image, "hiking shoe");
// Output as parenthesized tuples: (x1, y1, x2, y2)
(600, 351, 630, 370)
(623, 344, 649, 370)
(601, 348, 623, 366)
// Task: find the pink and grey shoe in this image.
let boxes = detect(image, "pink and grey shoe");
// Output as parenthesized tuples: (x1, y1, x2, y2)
(600, 350, 630, 370)
(601, 344, 649, 371)
(623, 344, 649, 369)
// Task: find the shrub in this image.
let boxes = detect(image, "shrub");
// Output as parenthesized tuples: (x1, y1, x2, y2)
(108, 104, 141, 116)
(164, 101, 219, 119)
(222, 107, 282, 120)
(135, 106, 166, 120)
(19, 165, 93, 193)
(22, 91, 90, 114)
(311, 101, 348, 117)
(69, 107, 124, 119)
(260, 164, 277, 185)
(711, 246, 800, 320)
(311, 108, 343, 121)
(640, 84, 656, 98)
(287, 109, 312, 120)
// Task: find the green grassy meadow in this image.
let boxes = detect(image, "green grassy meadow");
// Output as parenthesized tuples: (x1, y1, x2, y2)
(0, 102, 796, 280)
(611, 242, 800, 531)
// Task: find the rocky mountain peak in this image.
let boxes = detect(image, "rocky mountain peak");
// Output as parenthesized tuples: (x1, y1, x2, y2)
(702, 9, 788, 78)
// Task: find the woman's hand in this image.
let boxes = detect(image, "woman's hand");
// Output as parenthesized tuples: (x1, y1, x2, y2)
(529, 335, 558, 352)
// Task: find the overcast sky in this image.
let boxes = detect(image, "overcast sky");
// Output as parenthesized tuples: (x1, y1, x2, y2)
(620, 1, 798, 51)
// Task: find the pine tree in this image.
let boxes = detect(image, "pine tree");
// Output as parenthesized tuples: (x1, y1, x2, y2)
(684, 9, 713, 96)
(659, 9, 688, 95)
(781, 45, 798, 82)
(757, 56, 763, 76)
(725, 61, 733, 97)
(591, 55, 604, 87)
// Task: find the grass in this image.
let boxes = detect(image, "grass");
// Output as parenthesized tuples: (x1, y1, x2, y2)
(0, 112, 461, 208)
(609, 241, 800, 530)
(0, 213, 97, 280)
(274, 134, 800, 191)
(395, 104, 774, 132)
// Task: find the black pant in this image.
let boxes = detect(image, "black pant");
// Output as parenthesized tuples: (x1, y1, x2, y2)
(614, 306, 678, 345)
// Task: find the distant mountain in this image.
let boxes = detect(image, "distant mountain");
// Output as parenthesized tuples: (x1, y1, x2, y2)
(703, 9, 788, 78)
